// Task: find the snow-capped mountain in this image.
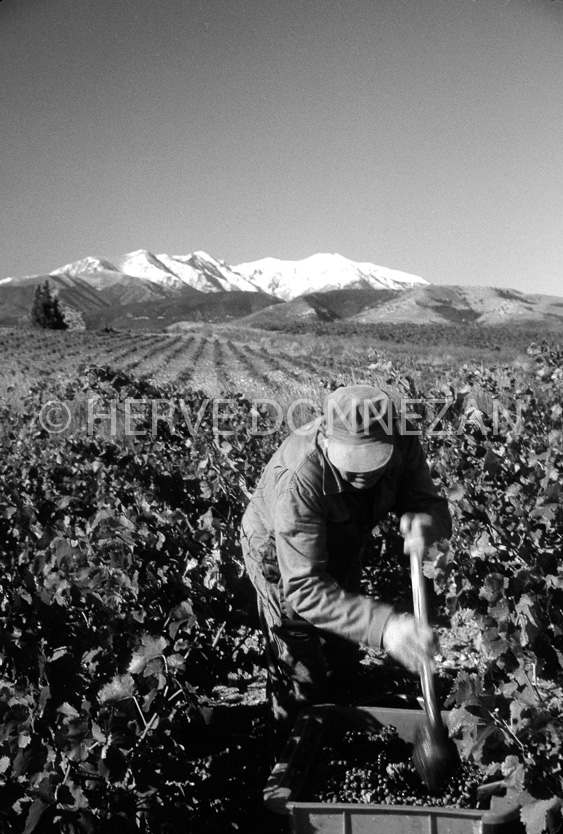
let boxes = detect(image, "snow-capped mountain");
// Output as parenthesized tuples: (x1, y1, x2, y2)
(2, 250, 563, 331)
(0, 249, 428, 329)
(45, 249, 426, 299)
(232, 252, 427, 300)
(167, 252, 260, 293)
(111, 251, 186, 289)
(49, 250, 259, 294)
(51, 256, 122, 280)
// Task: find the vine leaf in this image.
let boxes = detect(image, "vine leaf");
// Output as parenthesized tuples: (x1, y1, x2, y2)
(22, 799, 51, 834)
(128, 635, 168, 674)
(100, 744, 128, 783)
(57, 702, 80, 718)
(18, 732, 32, 749)
(520, 797, 562, 834)
(98, 674, 135, 704)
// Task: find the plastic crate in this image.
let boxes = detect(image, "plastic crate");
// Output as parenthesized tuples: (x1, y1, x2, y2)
(264, 705, 524, 834)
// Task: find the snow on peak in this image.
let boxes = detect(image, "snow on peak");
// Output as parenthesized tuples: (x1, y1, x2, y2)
(51, 256, 120, 277)
(232, 252, 427, 300)
(112, 250, 179, 286)
(26, 249, 427, 300)
(169, 251, 260, 293)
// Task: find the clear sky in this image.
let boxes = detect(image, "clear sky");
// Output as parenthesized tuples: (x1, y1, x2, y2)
(1, 0, 562, 296)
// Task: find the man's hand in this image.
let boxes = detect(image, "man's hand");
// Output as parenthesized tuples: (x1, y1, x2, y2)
(381, 612, 437, 674)
(399, 512, 438, 558)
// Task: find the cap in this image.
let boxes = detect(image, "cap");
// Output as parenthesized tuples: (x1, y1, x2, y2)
(323, 384, 395, 473)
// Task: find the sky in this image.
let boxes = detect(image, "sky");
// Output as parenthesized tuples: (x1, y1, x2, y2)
(1, 0, 562, 296)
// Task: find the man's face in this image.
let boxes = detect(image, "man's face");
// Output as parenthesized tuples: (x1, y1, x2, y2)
(337, 468, 385, 490)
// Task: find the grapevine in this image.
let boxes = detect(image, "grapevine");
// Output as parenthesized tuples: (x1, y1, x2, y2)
(0, 331, 561, 833)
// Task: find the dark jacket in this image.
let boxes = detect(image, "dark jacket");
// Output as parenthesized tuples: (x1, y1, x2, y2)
(241, 415, 451, 647)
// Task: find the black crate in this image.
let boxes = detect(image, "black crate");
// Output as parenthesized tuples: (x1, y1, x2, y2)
(264, 705, 523, 834)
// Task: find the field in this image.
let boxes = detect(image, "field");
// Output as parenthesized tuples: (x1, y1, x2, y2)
(0, 323, 561, 834)
(0, 322, 541, 409)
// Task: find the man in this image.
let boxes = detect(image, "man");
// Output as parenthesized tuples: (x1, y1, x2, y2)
(240, 384, 451, 759)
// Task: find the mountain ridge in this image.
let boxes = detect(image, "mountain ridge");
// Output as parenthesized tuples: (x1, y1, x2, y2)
(236, 284, 563, 332)
(1, 250, 561, 331)
(5, 249, 427, 299)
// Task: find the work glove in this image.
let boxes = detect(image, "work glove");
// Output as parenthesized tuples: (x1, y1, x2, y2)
(381, 612, 437, 674)
(399, 511, 439, 558)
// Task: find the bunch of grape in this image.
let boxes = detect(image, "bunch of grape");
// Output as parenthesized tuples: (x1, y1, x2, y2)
(305, 725, 485, 808)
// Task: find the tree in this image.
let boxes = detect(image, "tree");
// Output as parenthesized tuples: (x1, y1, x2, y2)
(30, 280, 68, 329)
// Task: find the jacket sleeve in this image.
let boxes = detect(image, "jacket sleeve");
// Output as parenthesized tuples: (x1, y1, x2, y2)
(394, 435, 452, 541)
(274, 480, 393, 647)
